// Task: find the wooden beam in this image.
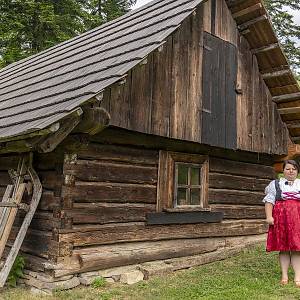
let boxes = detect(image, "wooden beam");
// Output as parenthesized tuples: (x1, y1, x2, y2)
(273, 92, 300, 103)
(251, 43, 279, 54)
(38, 108, 82, 153)
(74, 107, 110, 135)
(238, 15, 268, 31)
(232, 3, 262, 19)
(262, 69, 291, 80)
(270, 84, 299, 94)
(278, 107, 300, 115)
(287, 123, 300, 129)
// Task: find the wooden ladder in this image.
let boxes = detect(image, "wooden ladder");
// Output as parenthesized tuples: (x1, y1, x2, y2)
(0, 155, 42, 287)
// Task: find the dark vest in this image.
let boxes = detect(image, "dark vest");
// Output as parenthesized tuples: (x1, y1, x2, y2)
(274, 179, 282, 201)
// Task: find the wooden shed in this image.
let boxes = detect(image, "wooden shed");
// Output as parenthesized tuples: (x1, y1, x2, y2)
(0, 0, 300, 291)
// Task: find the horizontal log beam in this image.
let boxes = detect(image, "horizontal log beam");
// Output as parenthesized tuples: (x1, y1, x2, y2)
(210, 158, 275, 179)
(251, 43, 279, 54)
(209, 173, 269, 191)
(64, 160, 157, 185)
(58, 219, 268, 247)
(62, 182, 157, 204)
(287, 123, 300, 129)
(210, 204, 265, 219)
(262, 69, 291, 79)
(74, 107, 110, 135)
(270, 84, 299, 95)
(278, 107, 300, 115)
(232, 3, 263, 19)
(76, 238, 225, 273)
(273, 92, 300, 103)
(238, 15, 268, 31)
(209, 189, 264, 205)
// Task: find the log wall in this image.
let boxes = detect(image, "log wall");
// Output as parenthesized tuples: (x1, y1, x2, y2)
(47, 141, 273, 276)
(0, 140, 274, 277)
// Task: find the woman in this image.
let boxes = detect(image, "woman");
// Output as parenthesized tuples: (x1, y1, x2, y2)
(264, 160, 300, 286)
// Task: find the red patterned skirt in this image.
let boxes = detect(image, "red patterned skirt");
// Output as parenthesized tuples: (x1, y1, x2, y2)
(267, 199, 300, 251)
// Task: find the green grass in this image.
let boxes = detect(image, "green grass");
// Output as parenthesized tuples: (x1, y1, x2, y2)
(2, 244, 300, 299)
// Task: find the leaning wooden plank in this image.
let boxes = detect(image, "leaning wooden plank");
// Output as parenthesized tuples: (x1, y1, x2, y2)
(0, 185, 13, 239)
(0, 183, 26, 260)
(0, 166, 42, 287)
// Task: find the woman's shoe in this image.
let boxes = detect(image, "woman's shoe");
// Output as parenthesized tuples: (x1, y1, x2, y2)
(280, 279, 288, 285)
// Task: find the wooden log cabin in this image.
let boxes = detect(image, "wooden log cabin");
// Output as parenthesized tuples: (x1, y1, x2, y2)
(1, 0, 300, 290)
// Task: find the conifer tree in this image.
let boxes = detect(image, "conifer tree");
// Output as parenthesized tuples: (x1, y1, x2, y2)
(0, 0, 136, 68)
(263, 0, 300, 76)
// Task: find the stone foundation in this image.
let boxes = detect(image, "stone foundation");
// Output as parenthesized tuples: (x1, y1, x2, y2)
(17, 234, 266, 294)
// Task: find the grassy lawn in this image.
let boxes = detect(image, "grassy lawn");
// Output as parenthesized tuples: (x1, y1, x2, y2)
(2, 244, 300, 300)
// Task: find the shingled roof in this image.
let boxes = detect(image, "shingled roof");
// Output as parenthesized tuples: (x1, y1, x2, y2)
(1, 0, 300, 145)
(0, 0, 204, 142)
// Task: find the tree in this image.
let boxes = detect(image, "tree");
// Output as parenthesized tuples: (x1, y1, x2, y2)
(0, 0, 136, 68)
(263, 0, 300, 76)
(83, 0, 137, 29)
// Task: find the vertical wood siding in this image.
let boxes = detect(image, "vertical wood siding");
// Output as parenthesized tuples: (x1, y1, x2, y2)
(202, 32, 237, 149)
(101, 1, 288, 155)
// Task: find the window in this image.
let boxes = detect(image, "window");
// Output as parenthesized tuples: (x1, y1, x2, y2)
(157, 151, 209, 212)
(175, 163, 202, 207)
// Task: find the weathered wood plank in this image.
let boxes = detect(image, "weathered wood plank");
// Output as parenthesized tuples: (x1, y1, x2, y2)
(129, 54, 153, 133)
(64, 160, 157, 184)
(76, 143, 158, 166)
(210, 158, 275, 179)
(63, 203, 155, 224)
(210, 204, 265, 219)
(209, 173, 270, 191)
(109, 73, 131, 128)
(150, 37, 172, 137)
(62, 182, 157, 204)
(209, 188, 264, 205)
(185, 6, 203, 142)
(58, 220, 268, 246)
(170, 15, 189, 140)
(76, 238, 225, 272)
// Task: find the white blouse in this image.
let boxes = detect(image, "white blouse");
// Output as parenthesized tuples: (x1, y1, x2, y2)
(263, 178, 300, 205)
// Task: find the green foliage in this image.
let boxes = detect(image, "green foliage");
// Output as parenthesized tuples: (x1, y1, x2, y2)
(263, 0, 300, 75)
(7, 255, 25, 287)
(0, 0, 137, 68)
(91, 276, 106, 288)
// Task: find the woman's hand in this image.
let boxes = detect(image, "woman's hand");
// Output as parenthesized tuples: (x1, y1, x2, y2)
(266, 217, 274, 225)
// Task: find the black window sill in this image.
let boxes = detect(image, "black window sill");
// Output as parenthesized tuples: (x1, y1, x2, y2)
(146, 211, 224, 225)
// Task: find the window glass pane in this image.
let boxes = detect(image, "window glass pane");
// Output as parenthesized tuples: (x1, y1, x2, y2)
(191, 167, 200, 185)
(177, 164, 188, 185)
(190, 188, 200, 205)
(177, 188, 188, 206)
